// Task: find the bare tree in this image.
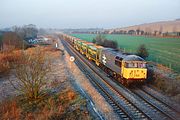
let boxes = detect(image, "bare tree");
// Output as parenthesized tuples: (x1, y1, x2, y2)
(154, 30, 158, 36)
(2, 32, 29, 51)
(10, 47, 51, 101)
(136, 27, 140, 35)
(140, 30, 144, 35)
(159, 25, 163, 35)
(12, 24, 38, 41)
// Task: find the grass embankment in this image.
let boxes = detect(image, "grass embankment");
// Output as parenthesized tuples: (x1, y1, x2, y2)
(0, 46, 92, 119)
(71, 34, 180, 73)
(148, 67, 180, 103)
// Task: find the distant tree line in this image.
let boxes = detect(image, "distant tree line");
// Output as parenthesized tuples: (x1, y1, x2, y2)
(100, 26, 180, 37)
(12, 24, 38, 40)
(1, 24, 38, 51)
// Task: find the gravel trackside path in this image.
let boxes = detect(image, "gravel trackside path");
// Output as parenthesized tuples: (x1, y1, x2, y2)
(0, 74, 18, 101)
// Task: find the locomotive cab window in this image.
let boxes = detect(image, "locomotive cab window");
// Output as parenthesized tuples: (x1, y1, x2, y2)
(115, 56, 123, 67)
(125, 62, 146, 68)
(125, 62, 136, 68)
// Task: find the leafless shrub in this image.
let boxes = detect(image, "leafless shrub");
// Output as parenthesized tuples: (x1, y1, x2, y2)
(0, 88, 90, 119)
(10, 47, 51, 101)
(151, 71, 180, 102)
(0, 50, 22, 75)
(0, 100, 21, 119)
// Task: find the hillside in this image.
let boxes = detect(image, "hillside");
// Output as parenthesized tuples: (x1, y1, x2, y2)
(107, 19, 180, 35)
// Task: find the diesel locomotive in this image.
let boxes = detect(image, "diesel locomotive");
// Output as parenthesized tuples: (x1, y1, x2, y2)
(62, 34, 147, 85)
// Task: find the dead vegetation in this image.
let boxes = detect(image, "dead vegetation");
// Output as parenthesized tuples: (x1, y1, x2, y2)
(0, 46, 60, 76)
(0, 45, 92, 119)
(10, 47, 52, 102)
(147, 63, 180, 103)
(0, 50, 22, 74)
(0, 89, 91, 120)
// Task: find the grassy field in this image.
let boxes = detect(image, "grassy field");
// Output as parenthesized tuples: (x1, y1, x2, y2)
(71, 34, 180, 73)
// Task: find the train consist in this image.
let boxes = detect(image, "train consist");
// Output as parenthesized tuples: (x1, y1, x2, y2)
(62, 34, 147, 85)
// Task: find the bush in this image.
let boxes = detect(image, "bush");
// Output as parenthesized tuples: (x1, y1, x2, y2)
(103, 39, 118, 49)
(92, 38, 96, 43)
(10, 47, 52, 101)
(0, 100, 21, 119)
(0, 89, 90, 120)
(2, 32, 29, 51)
(94, 34, 118, 49)
(137, 44, 149, 59)
(0, 51, 22, 74)
(0, 54, 10, 74)
(150, 70, 180, 103)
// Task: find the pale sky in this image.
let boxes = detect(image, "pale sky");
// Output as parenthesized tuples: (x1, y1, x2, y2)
(0, 0, 180, 29)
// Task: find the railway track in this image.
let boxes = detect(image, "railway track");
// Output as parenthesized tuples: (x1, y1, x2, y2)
(141, 85, 180, 113)
(61, 39, 180, 120)
(132, 86, 180, 120)
(103, 75, 180, 120)
(62, 39, 150, 120)
(62, 40, 131, 119)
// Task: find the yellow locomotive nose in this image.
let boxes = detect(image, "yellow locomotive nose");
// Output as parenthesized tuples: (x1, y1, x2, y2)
(124, 68, 147, 79)
(122, 60, 147, 80)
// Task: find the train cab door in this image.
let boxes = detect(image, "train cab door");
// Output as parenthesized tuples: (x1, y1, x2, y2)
(115, 56, 123, 75)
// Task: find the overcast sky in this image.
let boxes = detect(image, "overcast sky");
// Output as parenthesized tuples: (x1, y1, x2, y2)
(0, 0, 180, 29)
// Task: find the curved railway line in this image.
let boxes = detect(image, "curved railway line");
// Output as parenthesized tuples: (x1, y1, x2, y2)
(61, 38, 180, 120)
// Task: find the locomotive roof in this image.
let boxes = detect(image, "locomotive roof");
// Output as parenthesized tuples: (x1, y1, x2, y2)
(123, 55, 144, 61)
